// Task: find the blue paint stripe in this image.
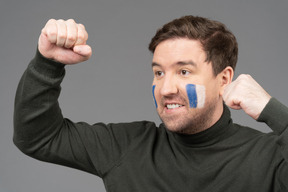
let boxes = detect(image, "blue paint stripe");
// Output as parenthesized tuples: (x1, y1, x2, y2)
(152, 85, 158, 108)
(186, 84, 197, 108)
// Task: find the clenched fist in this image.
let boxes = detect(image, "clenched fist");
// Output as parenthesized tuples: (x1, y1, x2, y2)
(38, 19, 92, 64)
(223, 74, 271, 120)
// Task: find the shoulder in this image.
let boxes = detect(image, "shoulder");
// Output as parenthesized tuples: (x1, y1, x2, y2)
(107, 120, 158, 132)
(227, 123, 279, 151)
(104, 121, 161, 140)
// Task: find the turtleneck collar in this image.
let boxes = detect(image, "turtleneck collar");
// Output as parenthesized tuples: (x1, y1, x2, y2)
(165, 104, 236, 147)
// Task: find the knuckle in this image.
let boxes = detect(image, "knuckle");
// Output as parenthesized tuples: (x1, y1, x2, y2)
(47, 18, 56, 24)
(47, 28, 57, 37)
(76, 33, 87, 44)
(67, 36, 76, 43)
(236, 74, 249, 83)
(86, 31, 89, 40)
(239, 74, 251, 79)
(77, 33, 85, 40)
(64, 43, 73, 48)
(78, 23, 85, 29)
(56, 41, 64, 46)
(67, 33, 76, 41)
(238, 74, 246, 79)
(67, 18, 75, 23)
(58, 32, 66, 39)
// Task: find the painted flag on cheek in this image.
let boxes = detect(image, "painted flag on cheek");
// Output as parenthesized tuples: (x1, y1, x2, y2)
(152, 85, 158, 108)
(186, 84, 205, 108)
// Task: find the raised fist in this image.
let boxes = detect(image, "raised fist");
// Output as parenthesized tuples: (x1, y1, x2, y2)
(38, 19, 92, 64)
(223, 74, 271, 120)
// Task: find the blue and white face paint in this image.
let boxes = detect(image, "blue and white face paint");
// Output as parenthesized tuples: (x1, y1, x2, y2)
(152, 85, 158, 108)
(152, 84, 205, 109)
(186, 84, 206, 108)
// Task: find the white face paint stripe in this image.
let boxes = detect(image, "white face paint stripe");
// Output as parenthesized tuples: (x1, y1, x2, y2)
(195, 85, 205, 108)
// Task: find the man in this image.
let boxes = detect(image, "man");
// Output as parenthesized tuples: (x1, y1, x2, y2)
(14, 16, 288, 191)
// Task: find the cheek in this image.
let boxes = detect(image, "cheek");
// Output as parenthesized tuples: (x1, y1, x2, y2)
(152, 85, 158, 108)
(186, 84, 206, 108)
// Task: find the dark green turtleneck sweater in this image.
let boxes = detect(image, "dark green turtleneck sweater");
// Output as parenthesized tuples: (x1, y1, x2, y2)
(14, 50, 288, 191)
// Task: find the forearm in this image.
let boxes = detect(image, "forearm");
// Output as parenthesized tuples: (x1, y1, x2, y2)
(257, 98, 288, 161)
(13, 49, 66, 155)
(257, 98, 288, 135)
(261, 98, 288, 190)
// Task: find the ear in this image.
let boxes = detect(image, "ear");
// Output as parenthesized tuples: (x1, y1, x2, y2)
(218, 66, 234, 96)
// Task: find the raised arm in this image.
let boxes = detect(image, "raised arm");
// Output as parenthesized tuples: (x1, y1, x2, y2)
(13, 19, 98, 173)
(223, 74, 288, 189)
(14, 19, 149, 177)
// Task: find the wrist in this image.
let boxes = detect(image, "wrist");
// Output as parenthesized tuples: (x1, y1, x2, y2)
(30, 48, 66, 78)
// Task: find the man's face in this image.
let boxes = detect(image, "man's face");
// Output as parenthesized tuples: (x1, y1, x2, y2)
(152, 38, 224, 134)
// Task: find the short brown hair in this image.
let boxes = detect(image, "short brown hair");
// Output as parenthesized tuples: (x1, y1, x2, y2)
(149, 15, 238, 76)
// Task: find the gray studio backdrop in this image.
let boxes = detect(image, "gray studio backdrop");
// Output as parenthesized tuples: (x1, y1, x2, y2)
(1, 0, 287, 191)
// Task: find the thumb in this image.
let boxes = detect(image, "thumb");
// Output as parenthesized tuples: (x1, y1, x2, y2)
(73, 45, 92, 59)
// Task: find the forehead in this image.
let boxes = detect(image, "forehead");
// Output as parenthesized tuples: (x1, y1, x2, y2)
(152, 38, 207, 67)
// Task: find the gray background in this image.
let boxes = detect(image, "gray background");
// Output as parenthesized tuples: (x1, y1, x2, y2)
(1, 0, 288, 191)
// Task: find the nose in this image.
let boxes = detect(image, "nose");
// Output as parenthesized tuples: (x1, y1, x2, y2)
(160, 75, 178, 96)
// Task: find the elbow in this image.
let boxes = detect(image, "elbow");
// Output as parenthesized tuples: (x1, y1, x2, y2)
(13, 137, 33, 156)
(13, 134, 39, 156)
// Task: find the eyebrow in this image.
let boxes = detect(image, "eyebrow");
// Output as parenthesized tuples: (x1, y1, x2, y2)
(152, 60, 197, 68)
(151, 62, 161, 67)
(176, 61, 197, 67)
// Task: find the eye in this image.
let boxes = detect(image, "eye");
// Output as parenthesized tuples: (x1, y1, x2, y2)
(180, 70, 190, 76)
(154, 71, 164, 77)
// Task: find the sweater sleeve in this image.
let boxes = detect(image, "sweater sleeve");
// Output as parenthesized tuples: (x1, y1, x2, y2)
(257, 98, 288, 159)
(13, 50, 152, 177)
(257, 98, 288, 190)
(13, 49, 67, 157)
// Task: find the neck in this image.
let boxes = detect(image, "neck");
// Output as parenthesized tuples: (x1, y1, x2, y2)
(180, 100, 224, 135)
(171, 104, 235, 147)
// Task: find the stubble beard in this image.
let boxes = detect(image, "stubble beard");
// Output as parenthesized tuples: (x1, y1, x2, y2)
(159, 96, 218, 135)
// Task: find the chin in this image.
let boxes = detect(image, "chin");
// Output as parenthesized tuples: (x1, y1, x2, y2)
(161, 117, 192, 133)
(159, 110, 213, 134)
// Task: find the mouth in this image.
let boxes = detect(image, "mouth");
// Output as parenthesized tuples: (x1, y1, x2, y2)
(166, 104, 184, 109)
(162, 103, 186, 115)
